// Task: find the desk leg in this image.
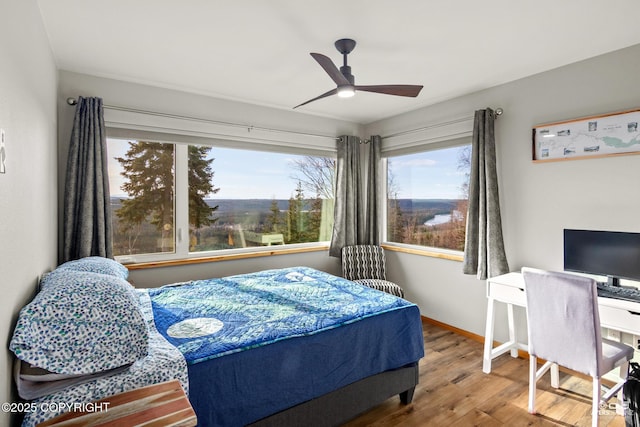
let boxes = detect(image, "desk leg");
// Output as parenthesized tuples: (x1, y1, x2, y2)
(507, 303, 518, 358)
(483, 297, 496, 374)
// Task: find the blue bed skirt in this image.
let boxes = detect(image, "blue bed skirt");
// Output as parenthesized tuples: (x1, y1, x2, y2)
(190, 303, 422, 426)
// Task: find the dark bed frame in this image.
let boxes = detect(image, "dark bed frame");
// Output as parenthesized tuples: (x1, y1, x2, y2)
(248, 363, 419, 427)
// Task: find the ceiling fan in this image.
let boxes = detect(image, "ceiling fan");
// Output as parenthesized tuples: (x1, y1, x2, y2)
(294, 38, 423, 109)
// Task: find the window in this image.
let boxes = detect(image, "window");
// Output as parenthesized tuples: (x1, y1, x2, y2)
(386, 143, 471, 252)
(107, 138, 336, 260)
(109, 139, 176, 256)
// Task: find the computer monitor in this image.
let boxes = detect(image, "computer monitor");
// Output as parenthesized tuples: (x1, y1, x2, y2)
(563, 229, 640, 286)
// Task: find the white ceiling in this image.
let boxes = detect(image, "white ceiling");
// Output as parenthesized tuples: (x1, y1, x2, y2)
(37, 0, 640, 124)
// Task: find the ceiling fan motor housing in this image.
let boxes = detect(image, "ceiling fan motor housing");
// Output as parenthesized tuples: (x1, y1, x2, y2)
(340, 66, 355, 85)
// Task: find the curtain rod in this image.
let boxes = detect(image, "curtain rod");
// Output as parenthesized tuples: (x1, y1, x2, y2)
(67, 97, 502, 142)
(66, 97, 340, 141)
(381, 107, 503, 139)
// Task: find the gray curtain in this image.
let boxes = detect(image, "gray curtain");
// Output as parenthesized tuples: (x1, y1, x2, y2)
(62, 97, 113, 262)
(329, 135, 380, 257)
(365, 135, 381, 243)
(462, 108, 509, 279)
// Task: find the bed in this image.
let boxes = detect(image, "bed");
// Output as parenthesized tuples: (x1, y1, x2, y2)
(10, 258, 424, 427)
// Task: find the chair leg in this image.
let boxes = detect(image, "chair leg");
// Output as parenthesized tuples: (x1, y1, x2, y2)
(529, 358, 555, 415)
(592, 377, 601, 427)
(528, 356, 537, 414)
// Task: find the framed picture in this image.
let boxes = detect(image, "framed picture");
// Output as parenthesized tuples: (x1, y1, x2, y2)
(532, 108, 640, 162)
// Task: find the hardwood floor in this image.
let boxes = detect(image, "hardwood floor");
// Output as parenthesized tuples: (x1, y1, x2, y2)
(344, 319, 626, 427)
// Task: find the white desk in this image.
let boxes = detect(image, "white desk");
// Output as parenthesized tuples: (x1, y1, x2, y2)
(483, 272, 640, 374)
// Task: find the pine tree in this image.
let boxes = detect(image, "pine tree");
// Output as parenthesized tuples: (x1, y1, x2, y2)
(115, 141, 218, 253)
(188, 145, 219, 228)
(188, 145, 219, 249)
(286, 182, 305, 243)
(265, 199, 282, 233)
(305, 197, 323, 242)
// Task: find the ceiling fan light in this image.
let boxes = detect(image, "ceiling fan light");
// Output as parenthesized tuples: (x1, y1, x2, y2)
(337, 85, 355, 98)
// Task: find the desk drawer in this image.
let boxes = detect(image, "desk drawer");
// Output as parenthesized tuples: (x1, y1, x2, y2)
(488, 282, 526, 305)
(599, 305, 640, 335)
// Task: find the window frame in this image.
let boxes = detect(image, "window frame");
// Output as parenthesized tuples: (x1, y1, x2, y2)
(381, 137, 472, 257)
(106, 128, 337, 265)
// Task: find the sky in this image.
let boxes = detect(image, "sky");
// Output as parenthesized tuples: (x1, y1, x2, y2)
(107, 138, 313, 199)
(210, 147, 304, 199)
(107, 138, 469, 200)
(388, 145, 469, 199)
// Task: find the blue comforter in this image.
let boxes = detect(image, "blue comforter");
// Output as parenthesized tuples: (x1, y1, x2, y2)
(149, 266, 414, 364)
(148, 266, 424, 426)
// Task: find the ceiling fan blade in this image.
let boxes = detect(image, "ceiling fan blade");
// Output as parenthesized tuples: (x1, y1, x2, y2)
(355, 85, 423, 97)
(293, 88, 338, 109)
(310, 53, 350, 86)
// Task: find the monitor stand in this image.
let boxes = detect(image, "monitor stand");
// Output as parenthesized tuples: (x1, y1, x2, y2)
(597, 276, 621, 287)
(607, 276, 620, 287)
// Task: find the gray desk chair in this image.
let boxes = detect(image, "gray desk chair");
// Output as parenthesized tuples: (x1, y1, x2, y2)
(522, 267, 634, 427)
(341, 245, 404, 298)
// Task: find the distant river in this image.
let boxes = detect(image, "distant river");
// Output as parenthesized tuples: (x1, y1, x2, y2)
(424, 214, 452, 227)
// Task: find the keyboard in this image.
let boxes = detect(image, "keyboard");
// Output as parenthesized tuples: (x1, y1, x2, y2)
(597, 283, 640, 303)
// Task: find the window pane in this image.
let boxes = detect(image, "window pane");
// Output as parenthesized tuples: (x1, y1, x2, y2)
(188, 146, 335, 252)
(387, 144, 470, 251)
(107, 138, 175, 256)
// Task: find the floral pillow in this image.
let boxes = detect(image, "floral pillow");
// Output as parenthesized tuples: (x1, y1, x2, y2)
(56, 256, 129, 280)
(10, 270, 148, 375)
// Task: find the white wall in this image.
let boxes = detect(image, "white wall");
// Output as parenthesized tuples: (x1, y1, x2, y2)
(0, 1, 58, 425)
(367, 43, 640, 340)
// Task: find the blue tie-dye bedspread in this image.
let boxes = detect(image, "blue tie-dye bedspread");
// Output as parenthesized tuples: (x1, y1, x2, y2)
(148, 266, 415, 364)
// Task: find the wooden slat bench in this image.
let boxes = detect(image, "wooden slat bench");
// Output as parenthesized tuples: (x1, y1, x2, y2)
(36, 379, 196, 427)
